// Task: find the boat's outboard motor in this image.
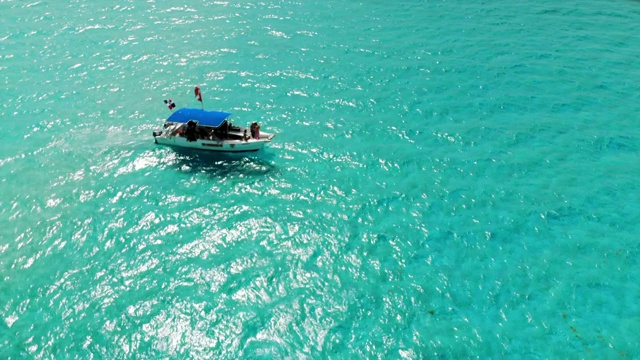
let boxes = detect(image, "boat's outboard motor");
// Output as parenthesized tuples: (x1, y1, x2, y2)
(185, 120, 197, 142)
(152, 130, 162, 143)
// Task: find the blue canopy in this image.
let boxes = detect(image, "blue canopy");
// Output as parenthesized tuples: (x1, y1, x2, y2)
(167, 108, 232, 128)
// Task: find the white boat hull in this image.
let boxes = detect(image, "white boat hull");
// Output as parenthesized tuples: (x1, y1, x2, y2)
(155, 134, 271, 152)
(153, 123, 274, 153)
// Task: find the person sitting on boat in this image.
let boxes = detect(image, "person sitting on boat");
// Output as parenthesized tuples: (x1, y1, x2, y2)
(243, 129, 250, 142)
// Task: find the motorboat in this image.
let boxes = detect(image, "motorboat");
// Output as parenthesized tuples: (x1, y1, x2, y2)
(153, 108, 275, 152)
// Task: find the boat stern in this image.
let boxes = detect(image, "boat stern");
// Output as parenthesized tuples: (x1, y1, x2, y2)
(152, 130, 163, 143)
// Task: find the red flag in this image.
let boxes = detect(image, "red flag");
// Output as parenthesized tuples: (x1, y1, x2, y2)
(194, 86, 202, 102)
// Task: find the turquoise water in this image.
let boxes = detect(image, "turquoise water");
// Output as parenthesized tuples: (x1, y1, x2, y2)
(2, 0, 640, 358)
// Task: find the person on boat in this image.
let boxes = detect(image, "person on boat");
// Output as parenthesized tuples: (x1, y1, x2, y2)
(243, 129, 250, 142)
(185, 121, 197, 142)
(250, 122, 257, 138)
(255, 123, 260, 139)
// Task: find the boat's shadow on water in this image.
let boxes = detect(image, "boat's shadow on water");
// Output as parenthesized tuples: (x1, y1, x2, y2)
(165, 148, 278, 177)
